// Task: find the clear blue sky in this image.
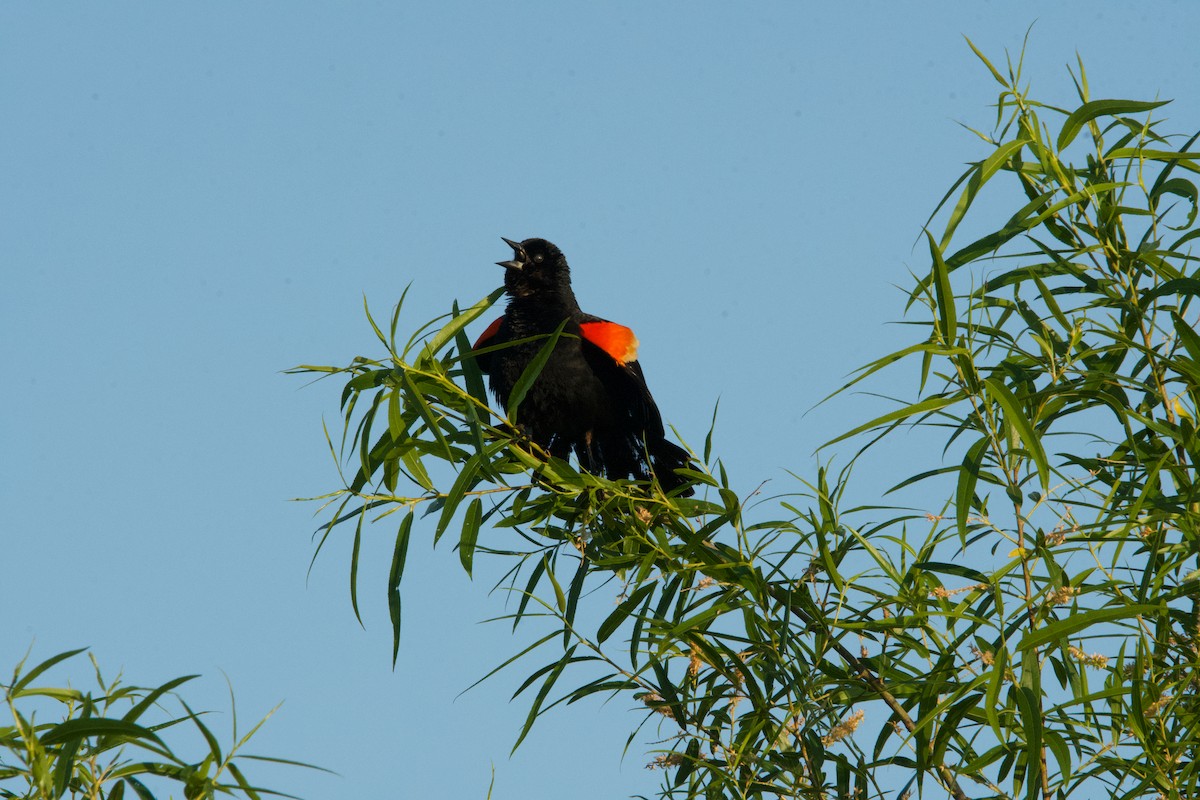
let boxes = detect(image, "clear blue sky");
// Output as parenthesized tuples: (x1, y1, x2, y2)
(4, 3, 1199, 798)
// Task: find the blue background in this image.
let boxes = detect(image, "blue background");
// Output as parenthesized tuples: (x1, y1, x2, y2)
(4, 3, 1199, 798)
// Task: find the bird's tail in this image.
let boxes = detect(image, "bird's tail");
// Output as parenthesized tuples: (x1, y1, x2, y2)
(650, 439, 695, 497)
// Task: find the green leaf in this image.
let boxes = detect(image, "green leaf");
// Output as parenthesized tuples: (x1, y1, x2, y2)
(1057, 99, 1170, 150)
(454, 320, 490, 405)
(121, 675, 198, 725)
(822, 392, 963, 450)
(984, 643, 1008, 742)
(401, 448, 434, 492)
(511, 648, 578, 754)
(982, 377, 1049, 493)
(10, 648, 88, 696)
(1042, 728, 1072, 787)
(927, 231, 957, 343)
(512, 556, 546, 631)
(939, 138, 1028, 249)
(506, 320, 569, 420)
(40, 717, 164, 747)
(931, 692, 983, 768)
(562, 558, 588, 640)
(597, 582, 657, 644)
(1173, 311, 1200, 362)
(350, 513, 365, 626)
(181, 698, 222, 761)
(545, 557, 567, 614)
(402, 372, 454, 462)
(1017, 604, 1161, 652)
(388, 513, 414, 666)
(125, 777, 156, 800)
(434, 449, 485, 545)
(1012, 684, 1043, 798)
(1142, 277, 1200, 303)
(955, 437, 989, 537)
(963, 35, 1008, 88)
(421, 287, 506, 361)
(459, 498, 483, 577)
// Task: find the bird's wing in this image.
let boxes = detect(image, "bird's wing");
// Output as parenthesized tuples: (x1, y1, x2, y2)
(578, 320, 640, 365)
(472, 315, 507, 373)
(579, 318, 666, 439)
(473, 316, 506, 349)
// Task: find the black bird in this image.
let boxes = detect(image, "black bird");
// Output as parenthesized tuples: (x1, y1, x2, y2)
(473, 237, 693, 495)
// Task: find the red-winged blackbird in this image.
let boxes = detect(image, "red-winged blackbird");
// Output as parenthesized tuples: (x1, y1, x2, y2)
(473, 237, 693, 495)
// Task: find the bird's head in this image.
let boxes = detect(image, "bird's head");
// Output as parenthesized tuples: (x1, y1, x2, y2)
(497, 237, 571, 299)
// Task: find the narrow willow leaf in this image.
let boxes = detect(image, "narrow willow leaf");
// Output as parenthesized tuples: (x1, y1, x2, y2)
(982, 378, 1049, 493)
(454, 324, 489, 405)
(1104, 146, 1200, 164)
(824, 342, 968, 404)
(513, 556, 547, 631)
(1042, 728, 1072, 788)
(940, 138, 1028, 249)
(1172, 311, 1200, 361)
(350, 514, 365, 626)
(363, 294, 389, 350)
(673, 738, 701, 787)
(963, 35, 1008, 87)
(916, 559, 989, 584)
(1027, 182, 1128, 231)
(11, 649, 89, 695)
(931, 692, 984, 768)
(1144, 278, 1200, 304)
(389, 284, 412, 353)
(457, 631, 560, 697)
(927, 231, 957, 343)
(51, 724, 84, 798)
(40, 717, 165, 747)
(562, 559, 587, 648)
(402, 372, 454, 462)
(388, 513, 414, 665)
(225, 763, 259, 799)
(598, 582, 657, 644)
(180, 698, 223, 761)
(1017, 604, 1161, 652)
(421, 287, 505, 361)
(956, 437, 989, 536)
(355, 391, 386, 490)
(545, 557, 567, 613)
(435, 452, 482, 544)
(121, 675, 197, 725)
(822, 392, 963, 450)
(507, 320, 569, 421)
(703, 399, 720, 464)
(125, 778, 155, 800)
(1057, 99, 1170, 150)
(458, 498, 483, 577)
(512, 646, 576, 753)
(1011, 685, 1043, 797)
(401, 448, 434, 492)
(984, 644, 1008, 742)
(386, 390, 403, 440)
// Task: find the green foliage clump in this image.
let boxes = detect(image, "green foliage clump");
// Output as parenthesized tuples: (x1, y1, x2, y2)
(1, 649, 318, 800)
(297, 42, 1200, 800)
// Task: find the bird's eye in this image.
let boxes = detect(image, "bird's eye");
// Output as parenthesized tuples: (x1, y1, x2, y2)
(533, 254, 544, 264)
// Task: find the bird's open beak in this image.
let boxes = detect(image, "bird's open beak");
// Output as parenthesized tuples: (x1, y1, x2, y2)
(496, 236, 526, 270)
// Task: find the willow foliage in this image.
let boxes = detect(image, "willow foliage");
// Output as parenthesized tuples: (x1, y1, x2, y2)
(296, 44, 1200, 800)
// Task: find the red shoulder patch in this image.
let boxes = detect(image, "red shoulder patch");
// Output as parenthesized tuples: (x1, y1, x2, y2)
(473, 316, 504, 349)
(580, 321, 640, 365)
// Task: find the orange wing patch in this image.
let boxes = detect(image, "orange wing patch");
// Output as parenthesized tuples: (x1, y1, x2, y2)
(580, 321, 640, 365)
(473, 316, 504, 349)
